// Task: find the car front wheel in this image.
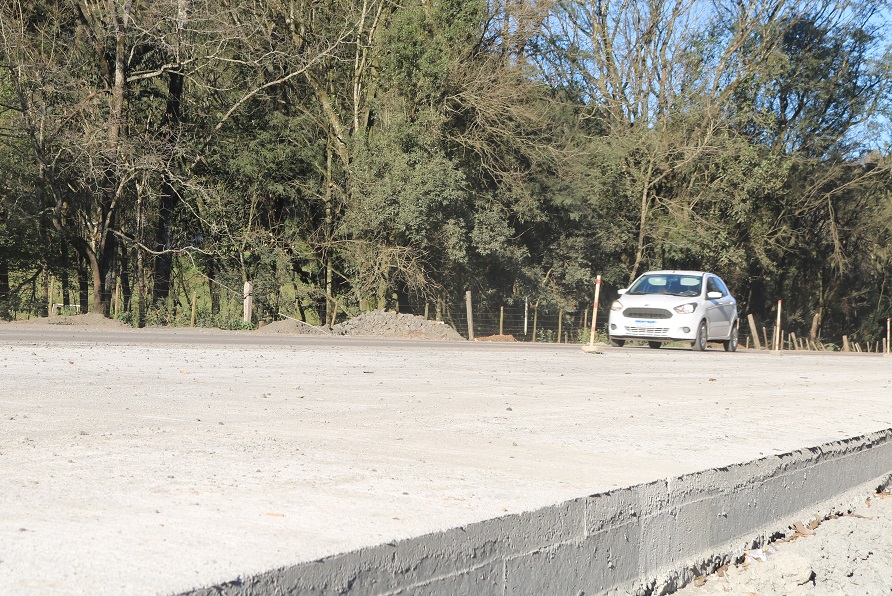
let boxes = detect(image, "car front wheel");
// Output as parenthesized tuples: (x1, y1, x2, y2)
(648, 341, 662, 349)
(692, 321, 708, 351)
(609, 337, 626, 347)
(723, 324, 739, 352)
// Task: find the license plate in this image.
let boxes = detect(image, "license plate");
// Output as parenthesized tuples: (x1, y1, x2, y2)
(635, 319, 657, 325)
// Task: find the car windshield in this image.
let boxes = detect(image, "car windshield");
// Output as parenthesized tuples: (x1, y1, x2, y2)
(627, 274, 702, 297)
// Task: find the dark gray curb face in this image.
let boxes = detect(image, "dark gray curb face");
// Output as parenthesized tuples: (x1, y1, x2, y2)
(183, 429, 892, 596)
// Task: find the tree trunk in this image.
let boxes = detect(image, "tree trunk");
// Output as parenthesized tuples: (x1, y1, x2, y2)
(77, 256, 90, 313)
(0, 242, 10, 319)
(120, 241, 132, 312)
(153, 66, 185, 303)
(207, 259, 220, 315)
(98, 210, 118, 314)
(60, 238, 70, 308)
(93, 0, 130, 316)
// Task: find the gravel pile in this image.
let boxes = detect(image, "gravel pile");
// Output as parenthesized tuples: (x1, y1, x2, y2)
(256, 318, 331, 335)
(675, 486, 892, 595)
(331, 310, 464, 341)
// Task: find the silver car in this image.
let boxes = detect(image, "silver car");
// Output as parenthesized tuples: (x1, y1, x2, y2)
(607, 270, 738, 351)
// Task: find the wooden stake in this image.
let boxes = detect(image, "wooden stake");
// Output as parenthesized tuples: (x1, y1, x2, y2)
(747, 314, 761, 349)
(842, 335, 850, 352)
(48, 275, 55, 316)
(589, 275, 602, 347)
(790, 332, 798, 350)
(557, 309, 563, 344)
(886, 319, 891, 356)
(114, 279, 120, 317)
(499, 306, 504, 336)
(243, 281, 253, 324)
(191, 292, 197, 327)
(532, 303, 538, 343)
(465, 290, 474, 341)
(774, 300, 782, 352)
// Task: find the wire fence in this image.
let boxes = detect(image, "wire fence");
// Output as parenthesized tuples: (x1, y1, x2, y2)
(393, 300, 596, 344)
(3, 270, 890, 352)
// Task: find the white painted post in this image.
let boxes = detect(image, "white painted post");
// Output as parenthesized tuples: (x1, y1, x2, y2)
(243, 281, 253, 324)
(886, 318, 890, 357)
(589, 274, 602, 347)
(774, 300, 782, 352)
(465, 290, 474, 341)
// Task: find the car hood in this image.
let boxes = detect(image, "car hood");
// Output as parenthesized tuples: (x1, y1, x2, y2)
(616, 293, 700, 309)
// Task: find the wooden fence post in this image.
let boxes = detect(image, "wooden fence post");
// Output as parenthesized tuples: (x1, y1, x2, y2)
(747, 314, 761, 349)
(557, 309, 563, 343)
(465, 290, 474, 341)
(243, 281, 252, 324)
(886, 319, 891, 357)
(48, 275, 54, 316)
(532, 302, 538, 343)
(191, 292, 197, 327)
(842, 335, 850, 352)
(774, 300, 782, 352)
(500, 306, 504, 336)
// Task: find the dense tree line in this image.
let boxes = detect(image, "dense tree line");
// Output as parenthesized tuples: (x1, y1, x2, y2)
(1, 0, 890, 342)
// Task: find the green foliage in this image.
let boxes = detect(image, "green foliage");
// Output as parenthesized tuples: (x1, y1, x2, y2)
(0, 0, 890, 344)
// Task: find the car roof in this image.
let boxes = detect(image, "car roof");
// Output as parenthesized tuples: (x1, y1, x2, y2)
(640, 270, 709, 276)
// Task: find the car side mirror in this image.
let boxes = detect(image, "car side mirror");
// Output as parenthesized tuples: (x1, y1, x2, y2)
(707, 291, 722, 299)
(617, 288, 628, 295)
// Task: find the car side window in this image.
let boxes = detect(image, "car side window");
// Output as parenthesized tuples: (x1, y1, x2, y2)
(714, 277, 730, 296)
(706, 277, 725, 296)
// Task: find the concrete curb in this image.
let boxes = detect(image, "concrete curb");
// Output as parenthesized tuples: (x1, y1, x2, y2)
(183, 429, 892, 596)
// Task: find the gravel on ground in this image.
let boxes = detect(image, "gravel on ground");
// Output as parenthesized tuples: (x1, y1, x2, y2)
(675, 484, 892, 596)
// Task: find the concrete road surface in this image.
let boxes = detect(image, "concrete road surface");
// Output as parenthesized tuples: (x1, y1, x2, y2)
(1, 326, 891, 594)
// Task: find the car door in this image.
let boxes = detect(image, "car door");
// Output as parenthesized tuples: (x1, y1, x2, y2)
(704, 276, 730, 338)
(712, 276, 737, 330)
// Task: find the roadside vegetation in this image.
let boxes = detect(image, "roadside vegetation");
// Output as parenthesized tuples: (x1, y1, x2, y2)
(1, 0, 891, 344)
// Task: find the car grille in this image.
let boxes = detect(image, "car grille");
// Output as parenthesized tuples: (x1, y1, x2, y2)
(623, 308, 673, 319)
(625, 326, 671, 337)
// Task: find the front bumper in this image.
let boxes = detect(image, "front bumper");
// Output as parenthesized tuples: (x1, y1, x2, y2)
(608, 313, 699, 342)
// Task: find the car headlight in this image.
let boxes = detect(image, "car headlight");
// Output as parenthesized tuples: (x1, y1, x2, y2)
(610, 300, 623, 311)
(673, 302, 698, 314)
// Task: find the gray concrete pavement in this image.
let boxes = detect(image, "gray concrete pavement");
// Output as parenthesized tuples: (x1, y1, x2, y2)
(1, 326, 891, 594)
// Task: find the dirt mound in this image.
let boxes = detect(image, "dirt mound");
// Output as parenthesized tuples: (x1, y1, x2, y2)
(3, 313, 129, 328)
(256, 318, 331, 335)
(475, 334, 517, 342)
(331, 310, 464, 341)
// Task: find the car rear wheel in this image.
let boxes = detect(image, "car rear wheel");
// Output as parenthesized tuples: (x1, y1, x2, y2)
(648, 341, 662, 349)
(723, 324, 739, 352)
(692, 321, 708, 351)
(609, 336, 625, 347)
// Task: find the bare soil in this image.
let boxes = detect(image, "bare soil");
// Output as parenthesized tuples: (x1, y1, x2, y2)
(3, 310, 464, 341)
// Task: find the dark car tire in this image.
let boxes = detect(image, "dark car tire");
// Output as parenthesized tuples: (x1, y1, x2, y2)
(723, 324, 739, 352)
(648, 341, 662, 349)
(609, 337, 625, 347)
(692, 321, 708, 351)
